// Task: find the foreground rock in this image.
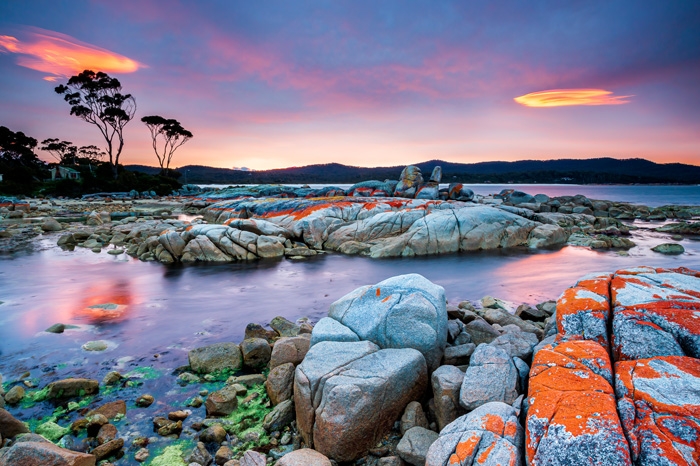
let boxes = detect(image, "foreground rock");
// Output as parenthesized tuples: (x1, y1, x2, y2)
(0, 440, 96, 466)
(295, 341, 427, 462)
(426, 402, 523, 466)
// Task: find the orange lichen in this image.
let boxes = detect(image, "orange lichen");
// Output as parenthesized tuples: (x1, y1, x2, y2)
(376, 288, 381, 297)
(476, 442, 496, 463)
(450, 434, 481, 464)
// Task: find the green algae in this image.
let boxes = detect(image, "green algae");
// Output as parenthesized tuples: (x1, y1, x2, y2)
(146, 442, 193, 466)
(222, 384, 272, 452)
(19, 386, 50, 408)
(126, 366, 161, 380)
(35, 421, 69, 442)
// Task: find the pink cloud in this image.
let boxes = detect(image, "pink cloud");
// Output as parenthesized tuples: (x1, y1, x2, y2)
(514, 89, 633, 107)
(0, 27, 142, 80)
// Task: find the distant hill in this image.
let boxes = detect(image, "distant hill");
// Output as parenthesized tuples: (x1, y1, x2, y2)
(126, 158, 700, 185)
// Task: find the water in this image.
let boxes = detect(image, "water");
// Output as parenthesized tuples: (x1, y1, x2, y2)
(198, 184, 700, 207)
(1, 225, 698, 374)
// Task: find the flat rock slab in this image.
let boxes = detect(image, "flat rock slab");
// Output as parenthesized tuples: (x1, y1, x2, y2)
(526, 339, 631, 466)
(556, 272, 612, 349)
(294, 341, 427, 462)
(612, 267, 700, 360)
(0, 440, 95, 466)
(426, 402, 523, 466)
(616, 356, 700, 465)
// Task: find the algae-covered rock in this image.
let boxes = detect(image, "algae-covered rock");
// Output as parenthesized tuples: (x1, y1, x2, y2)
(35, 421, 70, 442)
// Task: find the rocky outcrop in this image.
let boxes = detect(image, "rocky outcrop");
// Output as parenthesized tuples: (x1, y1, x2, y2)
(294, 341, 428, 462)
(526, 339, 630, 465)
(426, 402, 523, 466)
(556, 272, 612, 349)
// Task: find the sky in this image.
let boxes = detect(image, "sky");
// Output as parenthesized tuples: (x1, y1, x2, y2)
(1, 1, 699, 170)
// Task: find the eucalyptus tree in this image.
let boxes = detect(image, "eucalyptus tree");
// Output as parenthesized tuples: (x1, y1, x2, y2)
(141, 115, 193, 175)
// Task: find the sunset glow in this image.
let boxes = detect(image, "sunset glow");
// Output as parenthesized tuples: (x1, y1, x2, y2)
(0, 27, 141, 81)
(514, 89, 633, 108)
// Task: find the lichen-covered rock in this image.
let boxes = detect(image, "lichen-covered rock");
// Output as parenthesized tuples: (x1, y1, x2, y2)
(294, 341, 428, 462)
(180, 234, 232, 262)
(327, 273, 447, 371)
(425, 402, 523, 466)
(395, 165, 424, 198)
(615, 356, 700, 465)
(526, 339, 631, 465)
(46, 378, 99, 399)
(556, 272, 612, 349)
(611, 267, 700, 361)
(460, 344, 520, 411)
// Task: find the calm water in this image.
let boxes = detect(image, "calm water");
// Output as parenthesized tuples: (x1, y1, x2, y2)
(1, 223, 699, 377)
(199, 184, 700, 207)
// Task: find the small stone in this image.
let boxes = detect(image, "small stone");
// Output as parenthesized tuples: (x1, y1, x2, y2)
(216, 445, 233, 465)
(45, 323, 66, 333)
(200, 424, 227, 444)
(206, 385, 239, 417)
(168, 410, 189, 422)
(82, 340, 109, 352)
(270, 316, 301, 337)
(187, 442, 214, 465)
(651, 243, 685, 255)
(4, 385, 25, 405)
(135, 447, 150, 462)
(136, 394, 155, 407)
(97, 423, 118, 444)
(102, 371, 124, 386)
(91, 437, 124, 461)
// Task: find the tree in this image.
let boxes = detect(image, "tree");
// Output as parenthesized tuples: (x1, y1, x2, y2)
(76, 145, 106, 165)
(0, 126, 39, 164)
(141, 115, 193, 174)
(41, 138, 77, 164)
(55, 70, 136, 179)
(0, 126, 46, 192)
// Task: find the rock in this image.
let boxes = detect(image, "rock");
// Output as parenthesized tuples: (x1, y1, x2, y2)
(135, 448, 149, 462)
(91, 438, 123, 461)
(40, 217, 63, 232)
(168, 410, 189, 422)
(205, 385, 239, 417)
(464, 318, 500, 345)
(4, 385, 25, 405)
(35, 421, 69, 442)
(240, 338, 272, 369)
(275, 448, 332, 466)
(270, 336, 310, 369)
(215, 445, 233, 465)
(189, 342, 243, 374)
(135, 394, 154, 407)
(415, 184, 439, 200)
(82, 340, 109, 351)
(651, 243, 685, 254)
(460, 344, 520, 411)
(526, 339, 630, 465)
(244, 323, 278, 342)
(0, 408, 30, 438)
(442, 343, 476, 366)
(489, 331, 538, 361)
(309, 317, 359, 347)
(256, 236, 285, 258)
(395, 166, 424, 198)
(200, 424, 227, 444)
(425, 402, 523, 466)
(86, 211, 104, 226)
(265, 362, 295, 405)
(181, 235, 232, 262)
(57, 234, 76, 246)
(0, 440, 96, 466)
(528, 223, 568, 248)
(227, 374, 266, 387)
(187, 442, 214, 466)
(429, 166, 442, 183)
(615, 356, 700, 464)
(96, 423, 118, 444)
(47, 378, 99, 399)
(270, 316, 301, 337)
(431, 365, 466, 432)
(612, 267, 700, 360)
(158, 230, 187, 258)
(556, 272, 612, 349)
(448, 183, 474, 201)
(263, 399, 295, 432)
(481, 308, 543, 339)
(397, 426, 439, 466)
(295, 341, 428, 462)
(328, 274, 447, 371)
(86, 414, 108, 437)
(400, 401, 429, 435)
(101, 371, 123, 386)
(87, 400, 126, 420)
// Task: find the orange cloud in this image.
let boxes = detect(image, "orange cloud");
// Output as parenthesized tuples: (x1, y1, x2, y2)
(514, 89, 632, 107)
(0, 27, 141, 81)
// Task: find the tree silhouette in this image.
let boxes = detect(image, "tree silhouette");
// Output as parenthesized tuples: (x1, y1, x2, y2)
(141, 115, 193, 174)
(55, 70, 136, 179)
(0, 126, 39, 164)
(41, 139, 77, 164)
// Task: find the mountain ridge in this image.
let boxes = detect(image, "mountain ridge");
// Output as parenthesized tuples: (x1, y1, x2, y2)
(126, 157, 700, 185)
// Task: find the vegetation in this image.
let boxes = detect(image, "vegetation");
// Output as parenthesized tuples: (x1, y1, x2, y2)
(141, 115, 193, 175)
(0, 125, 47, 194)
(55, 70, 136, 179)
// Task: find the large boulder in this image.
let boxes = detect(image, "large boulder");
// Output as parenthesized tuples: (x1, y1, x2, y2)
(425, 402, 523, 466)
(269, 336, 310, 369)
(526, 339, 631, 465)
(0, 440, 95, 466)
(460, 344, 520, 411)
(611, 267, 700, 360)
(266, 362, 295, 405)
(309, 317, 359, 347)
(0, 408, 30, 438)
(46, 378, 99, 399)
(294, 341, 428, 462)
(394, 166, 424, 198)
(327, 274, 447, 371)
(616, 356, 700, 465)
